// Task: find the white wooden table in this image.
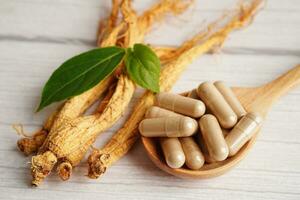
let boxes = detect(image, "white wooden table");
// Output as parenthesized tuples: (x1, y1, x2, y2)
(0, 0, 299, 199)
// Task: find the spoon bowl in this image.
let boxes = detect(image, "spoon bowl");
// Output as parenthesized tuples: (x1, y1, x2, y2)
(142, 65, 300, 179)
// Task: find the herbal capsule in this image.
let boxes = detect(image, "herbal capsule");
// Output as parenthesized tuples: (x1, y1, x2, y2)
(139, 116, 198, 137)
(160, 138, 185, 169)
(187, 89, 199, 99)
(197, 133, 216, 163)
(226, 112, 263, 156)
(156, 92, 205, 118)
(199, 114, 229, 161)
(197, 82, 237, 128)
(145, 106, 181, 118)
(214, 81, 246, 119)
(188, 89, 213, 114)
(179, 137, 205, 169)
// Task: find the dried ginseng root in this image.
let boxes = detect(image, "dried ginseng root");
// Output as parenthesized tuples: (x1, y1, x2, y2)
(118, 0, 193, 45)
(87, 0, 264, 179)
(55, 0, 192, 182)
(15, 0, 122, 156)
(37, 0, 124, 151)
(31, 0, 191, 186)
(55, 83, 116, 181)
(17, 0, 191, 157)
(153, 16, 224, 64)
(97, 0, 121, 46)
(15, 110, 59, 156)
(16, 75, 116, 156)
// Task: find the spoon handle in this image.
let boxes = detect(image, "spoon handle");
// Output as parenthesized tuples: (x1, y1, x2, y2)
(244, 64, 300, 115)
(262, 64, 300, 103)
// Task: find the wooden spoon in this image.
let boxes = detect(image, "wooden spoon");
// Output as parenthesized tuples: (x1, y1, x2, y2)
(142, 64, 300, 179)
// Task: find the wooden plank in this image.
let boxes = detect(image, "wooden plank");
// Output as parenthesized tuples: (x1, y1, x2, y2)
(0, 0, 299, 50)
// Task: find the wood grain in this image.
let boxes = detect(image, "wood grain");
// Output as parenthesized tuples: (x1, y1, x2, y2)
(0, 0, 299, 199)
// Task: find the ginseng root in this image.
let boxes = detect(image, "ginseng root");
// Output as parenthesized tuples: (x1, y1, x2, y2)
(57, 161, 73, 181)
(16, 109, 59, 156)
(87, 0, 264, 179)
(18, 0, 192, 156)
(97, 0, 121, 46)
(16, 0, 121, 155)
(55, 0, 191, 183)
(16, 75, 115, 156)
(55, 84, 117, 179)
(54, 0, 192, 182)
(31, 0, 192, 185)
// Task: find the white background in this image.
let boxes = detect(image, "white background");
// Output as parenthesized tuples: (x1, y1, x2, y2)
(0, 0, 299, 199)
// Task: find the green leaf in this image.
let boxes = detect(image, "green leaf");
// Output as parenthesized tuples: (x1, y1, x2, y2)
(37, 46, 125, 111)
(125, 44, 160, 93)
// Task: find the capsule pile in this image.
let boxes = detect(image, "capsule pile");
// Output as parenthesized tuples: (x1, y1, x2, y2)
(139, 81, 263, 170)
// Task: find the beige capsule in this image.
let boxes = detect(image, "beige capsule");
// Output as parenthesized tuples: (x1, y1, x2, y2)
(156, 92, 205, 118)
(197, 133, 216, 163)
(139, 116, 198, 137)
(160, 138, 185, 169)
(187, 89, 217, 115)
(226, 112, 263, 156)
(199, 114, 229, 161)
(145, 106, 181, 118)
(197, 129, 229, 163)
(214, 81, 246, 119)
(179, 137, 205, 170)
(197, 82, 237, 128)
